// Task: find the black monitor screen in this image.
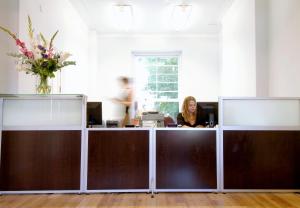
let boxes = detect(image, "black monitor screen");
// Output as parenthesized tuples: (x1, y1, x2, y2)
(197, 102, 218, 127)
(87, 102, 102, 126)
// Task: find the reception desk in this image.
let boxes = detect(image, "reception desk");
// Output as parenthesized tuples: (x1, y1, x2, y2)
(155, 128, 218, 192)
(85, 128, 151, 192)
(0, 94, 86, 194)
(84, 128, 218, 193)
(1, 95, 300, 194)
(223, 130, 300, 190)
(220, 98, 300, 192)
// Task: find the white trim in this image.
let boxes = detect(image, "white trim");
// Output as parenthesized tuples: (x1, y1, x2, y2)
(220, 96, 300, 100)
(0, 98, 3, 195)
(83, 129, 89, 192)
(222, 126, 300, 131)
(98, 34, 219, 39)
(85, 189, 150, 193)
(155, 127, 218, 131)
(0, 94, 85, 100)
(178, 53, 182, 103)
(0, 98, 3, 129)
(222, 189, 300, 193)
(149, 128, 153, 193)
(220, 127, 224, 192)
(0, 190, 81, 194)
(218, 97, 224, 127)
(80, 96, 87, 192)
(2, 126, 82, 131)
(132, 51, 182, 56)
(216, 128, 221, 192)
(155, 189, 218, 193)
(152, 129, 156, 193)
(87, 127, 151, 131)
(2, 188, 299, 194)
(218, 96, 224, 192)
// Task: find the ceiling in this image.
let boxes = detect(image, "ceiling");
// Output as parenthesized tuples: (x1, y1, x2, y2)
(70, 0, 234, 35)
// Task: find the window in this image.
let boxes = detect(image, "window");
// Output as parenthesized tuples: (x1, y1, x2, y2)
(133, 52, 180, 120)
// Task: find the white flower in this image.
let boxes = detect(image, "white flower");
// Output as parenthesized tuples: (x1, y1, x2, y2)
(16, 62, 32, 72)
(30, 39, 37, 50)
(59, 52, 71, 64)
(32, 47, 42, 60)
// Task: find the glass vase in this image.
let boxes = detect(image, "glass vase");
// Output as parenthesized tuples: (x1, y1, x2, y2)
(36, 75, 51, 94)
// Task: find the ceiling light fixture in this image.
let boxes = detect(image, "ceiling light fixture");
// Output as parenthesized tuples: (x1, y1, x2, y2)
(171, 4, 192, 31)
(113, 4, 133, 31)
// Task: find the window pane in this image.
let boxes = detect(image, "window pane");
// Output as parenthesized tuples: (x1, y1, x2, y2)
(146, 57, 157, 64)
(157, 57, 178, 65)
(146, 83, 157, 91)
(157, 66, 177, 74)
(148, 75, 156, 82)
(169, 57, 178, 65)
(147, 66, 156, 74)
(157, 58, 168, 65)
(158, 83, 178, 91)
(154, 102, 179, 120)
(157, 92, 178, 99)
(158, 75, 178, 82)
(149, 91, 157, 98)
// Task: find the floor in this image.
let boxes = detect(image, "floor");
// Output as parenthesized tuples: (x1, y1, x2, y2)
(1, 193, 300, 208)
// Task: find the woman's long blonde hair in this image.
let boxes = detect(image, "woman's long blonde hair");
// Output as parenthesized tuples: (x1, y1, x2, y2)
(181, 96, 197, 123)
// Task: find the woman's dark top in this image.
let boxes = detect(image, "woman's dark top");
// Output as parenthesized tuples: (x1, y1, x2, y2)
(177, 109, 206, 127)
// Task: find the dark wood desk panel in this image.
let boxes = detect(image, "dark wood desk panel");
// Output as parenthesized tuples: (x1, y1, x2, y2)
(156, 130, 217, 189)
(223, 130, 300, 189)
(87, 130, 149, 190)
(0, 131, 81, 191)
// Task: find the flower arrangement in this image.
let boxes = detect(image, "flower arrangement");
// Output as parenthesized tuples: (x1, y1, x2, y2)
(0, 16, 75, 94)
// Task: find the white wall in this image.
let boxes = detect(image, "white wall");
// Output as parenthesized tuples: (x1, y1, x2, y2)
(221, 0, 256, 96)
(18, 0, 90, 94)
(0, 0, 19, 93)
(255, 0, 269, 97)
(222, 0, 300, 97)
(268, 0, 300, 97)
(91, 35, 220, 120)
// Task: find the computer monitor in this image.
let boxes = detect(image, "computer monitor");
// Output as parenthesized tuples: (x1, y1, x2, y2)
(87, 102, 102, 127)
(197, 102, 218, 127)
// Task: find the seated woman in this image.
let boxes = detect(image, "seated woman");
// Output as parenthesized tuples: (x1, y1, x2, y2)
(177, 96, 205, 128)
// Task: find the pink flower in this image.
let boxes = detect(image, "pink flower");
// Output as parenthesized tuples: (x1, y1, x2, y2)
(16, 39, 26, 48)
(16, 39, 34, 59)
(48, 48, 54, 58)
(26, 51, 34, 59)
(19, 47, 34, 59)
(20, 47, 27, 54)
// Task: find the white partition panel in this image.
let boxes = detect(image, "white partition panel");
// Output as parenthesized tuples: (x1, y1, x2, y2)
(0, 98, 3, 129)
(0, 98, 3, 165)
(2, 96, 83, 128)
(222, 98, 300, 126)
